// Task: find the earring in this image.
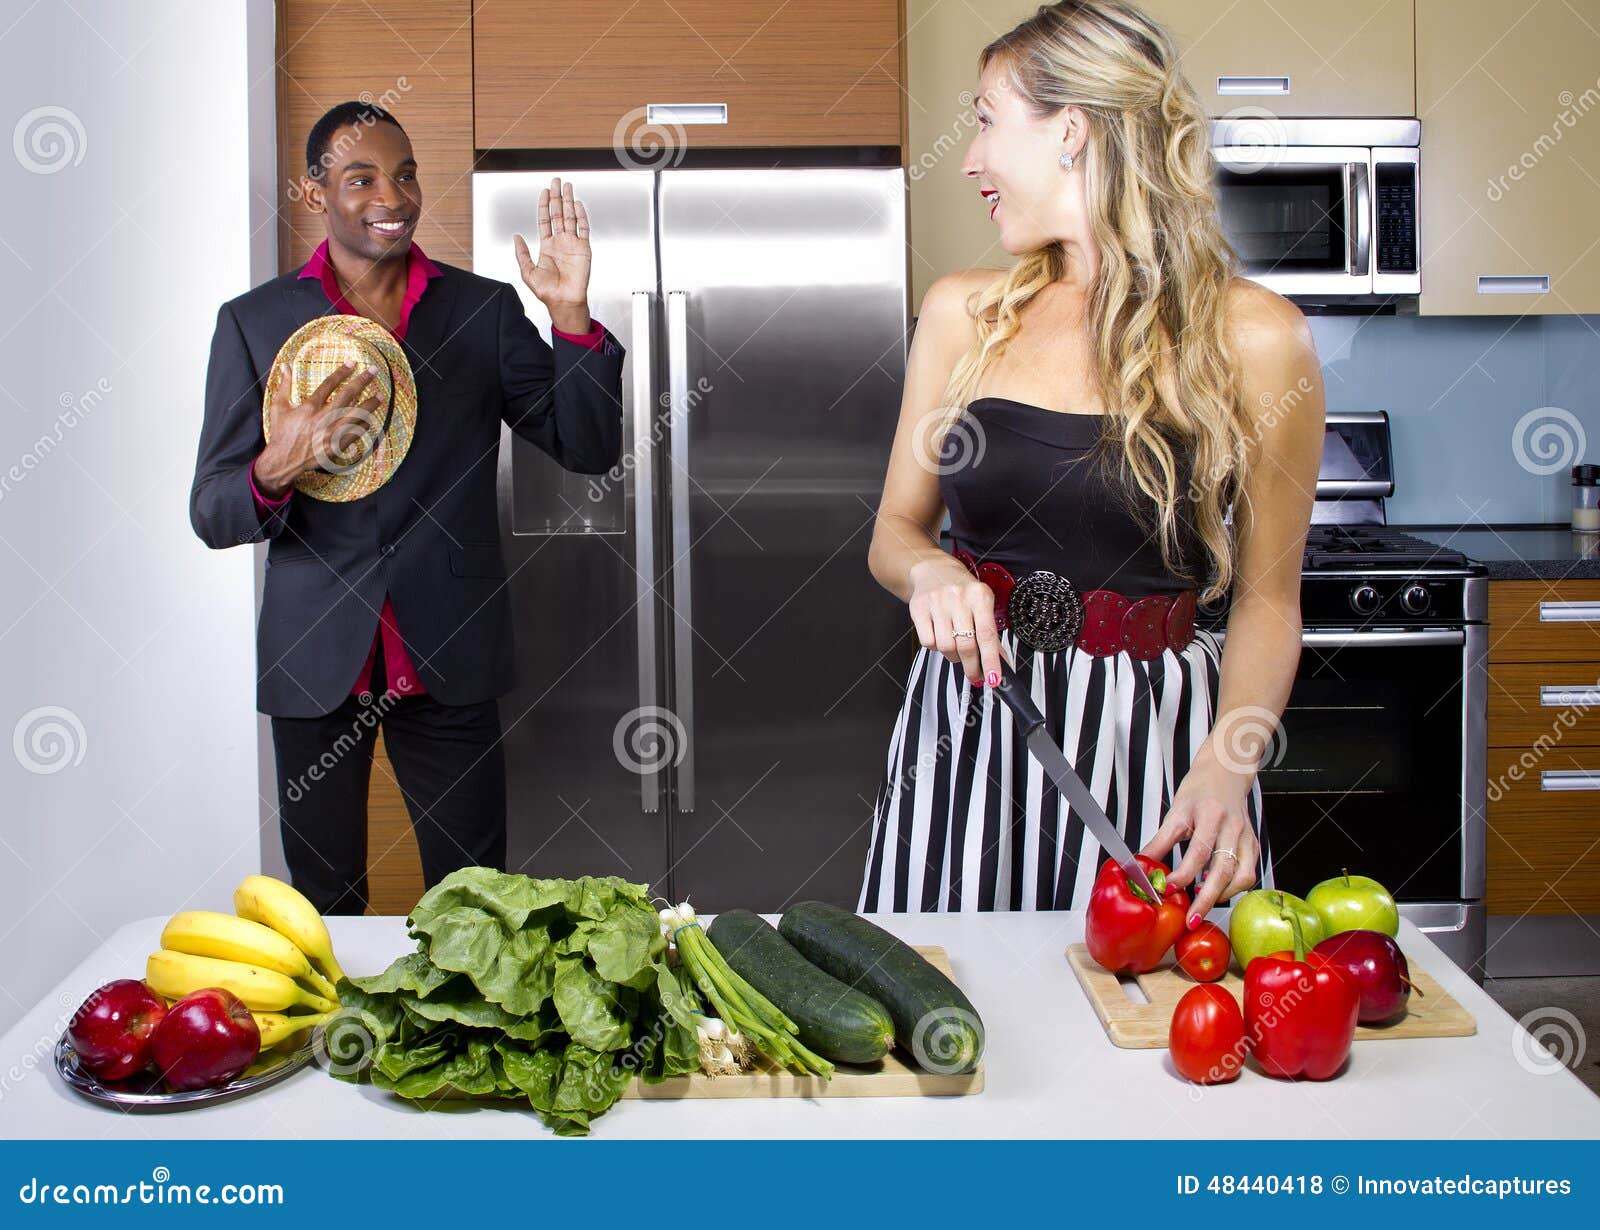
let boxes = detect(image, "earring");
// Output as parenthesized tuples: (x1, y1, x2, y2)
(1059, 151, 1075, 171)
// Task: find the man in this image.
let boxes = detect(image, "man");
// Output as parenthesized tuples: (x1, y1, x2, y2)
(191, 101, 624, 913)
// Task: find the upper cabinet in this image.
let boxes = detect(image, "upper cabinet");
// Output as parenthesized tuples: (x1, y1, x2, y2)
(1139, 0, 1414, 117)
(473, 0, 904, 151)
(1416, 0, 1600, 315)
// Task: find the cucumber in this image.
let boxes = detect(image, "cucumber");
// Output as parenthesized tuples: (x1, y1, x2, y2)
(706, 909, 895, 1064)
(778, 902, 984, 1074)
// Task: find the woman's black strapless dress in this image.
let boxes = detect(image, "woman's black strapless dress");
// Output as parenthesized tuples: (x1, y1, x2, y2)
(859, 397, 1273, 912)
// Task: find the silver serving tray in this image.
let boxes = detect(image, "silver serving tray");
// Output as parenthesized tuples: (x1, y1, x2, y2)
(54, 1031, 318, 1112)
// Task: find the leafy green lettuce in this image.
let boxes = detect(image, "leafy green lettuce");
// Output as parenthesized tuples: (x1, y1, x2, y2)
(326, 868, 699, 1135)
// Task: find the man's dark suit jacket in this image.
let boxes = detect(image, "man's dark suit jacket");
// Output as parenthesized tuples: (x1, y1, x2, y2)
(190, 260, 626, 718)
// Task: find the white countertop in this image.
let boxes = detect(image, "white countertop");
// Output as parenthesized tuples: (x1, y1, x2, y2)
(4, 911, 1595, 1140)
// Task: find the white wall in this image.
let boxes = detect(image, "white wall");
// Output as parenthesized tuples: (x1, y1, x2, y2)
(0, 0, 277, 1035)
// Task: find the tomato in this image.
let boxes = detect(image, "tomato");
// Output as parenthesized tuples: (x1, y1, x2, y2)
(1175, 920, 1230, 982)
(1168, 984, 1247, 1085)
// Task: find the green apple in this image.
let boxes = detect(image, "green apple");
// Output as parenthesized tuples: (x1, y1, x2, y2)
(1227, 889, 1325, 970)
(1308, 870, 1399, 938)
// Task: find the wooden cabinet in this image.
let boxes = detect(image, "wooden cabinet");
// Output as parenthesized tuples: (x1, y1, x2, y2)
(473, 0, 904, 150)
(1486, 580, 1600, 916)
(1139, 0, 1414, 116)
(275, 0, 474, 270)
(1416, 0, 1600, 315)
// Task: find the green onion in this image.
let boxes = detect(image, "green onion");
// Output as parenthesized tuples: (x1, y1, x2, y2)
(661, 904, 834, 1080)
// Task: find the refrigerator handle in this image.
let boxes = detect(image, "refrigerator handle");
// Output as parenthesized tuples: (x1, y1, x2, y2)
(666, 290, 695, 813)
(631, 292, 660, 813)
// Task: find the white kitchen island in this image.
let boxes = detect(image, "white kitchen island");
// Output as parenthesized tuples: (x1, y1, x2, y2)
(4, 911, 1595, 1139)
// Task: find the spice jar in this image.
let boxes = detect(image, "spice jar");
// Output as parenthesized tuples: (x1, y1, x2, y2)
(1574, 464, 1600, 533)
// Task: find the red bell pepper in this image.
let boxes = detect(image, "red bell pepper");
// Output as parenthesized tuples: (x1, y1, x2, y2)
(1243, 905, 1360, 1080)
(1085, 854, 1190, 974)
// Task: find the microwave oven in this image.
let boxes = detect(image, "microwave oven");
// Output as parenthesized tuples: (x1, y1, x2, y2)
(1210, 117, 1419, 309)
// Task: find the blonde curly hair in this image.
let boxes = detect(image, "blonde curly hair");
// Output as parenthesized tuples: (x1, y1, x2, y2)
(942, 0, 1251, 601)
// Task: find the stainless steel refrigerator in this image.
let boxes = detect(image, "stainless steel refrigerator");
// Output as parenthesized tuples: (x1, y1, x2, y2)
(473, 167, 910, 909)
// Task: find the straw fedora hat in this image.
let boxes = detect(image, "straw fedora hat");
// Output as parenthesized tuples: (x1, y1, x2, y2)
(262, 314, 417, 502)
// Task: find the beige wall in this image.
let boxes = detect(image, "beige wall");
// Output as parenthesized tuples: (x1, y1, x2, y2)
(906, 0, 1039, 309)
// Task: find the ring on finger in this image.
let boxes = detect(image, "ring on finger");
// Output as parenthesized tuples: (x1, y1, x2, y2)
(952, 629, 976, 640)
(1212, 847, 1238, 863)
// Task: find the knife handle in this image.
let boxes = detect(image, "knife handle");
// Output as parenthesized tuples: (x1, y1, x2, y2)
(994, 661, 1045, 736)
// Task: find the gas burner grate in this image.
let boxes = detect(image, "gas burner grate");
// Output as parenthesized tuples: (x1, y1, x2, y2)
(1304, 526, 1468, 570)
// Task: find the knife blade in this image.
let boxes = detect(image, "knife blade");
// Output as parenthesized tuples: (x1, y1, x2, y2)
(990, 658, 1163, 905)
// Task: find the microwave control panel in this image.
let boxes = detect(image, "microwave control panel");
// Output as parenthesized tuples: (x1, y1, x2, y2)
(1375, 162, 1417, 274)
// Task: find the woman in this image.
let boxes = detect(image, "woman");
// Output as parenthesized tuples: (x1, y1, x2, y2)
(859, 0, 1324, 924)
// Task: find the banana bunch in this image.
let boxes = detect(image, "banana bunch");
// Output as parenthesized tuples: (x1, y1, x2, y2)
(145, 875, 348, 1055)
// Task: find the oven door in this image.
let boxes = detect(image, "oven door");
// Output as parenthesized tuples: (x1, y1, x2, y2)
(1220, 626, 1483, 903)
(1212, 146, 1369, 296)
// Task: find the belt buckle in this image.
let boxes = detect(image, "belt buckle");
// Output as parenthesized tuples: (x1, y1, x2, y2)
(1006, 570, 1084, 651)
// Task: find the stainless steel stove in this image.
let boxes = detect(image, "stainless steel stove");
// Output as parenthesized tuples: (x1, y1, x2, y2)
(1217, 412, 1489, 979)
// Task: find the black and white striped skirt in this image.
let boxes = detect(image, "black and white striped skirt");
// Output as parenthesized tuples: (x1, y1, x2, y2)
(858, 627, 1273, 912)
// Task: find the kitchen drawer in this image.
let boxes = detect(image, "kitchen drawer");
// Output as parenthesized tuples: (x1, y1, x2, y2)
(1487, 580, 1600, 662)
(1486, 747, 1600, 915)
(1488, 662, 1600, 747)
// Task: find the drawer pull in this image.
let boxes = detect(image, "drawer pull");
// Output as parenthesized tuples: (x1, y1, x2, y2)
(1541, 770, 1600, 792)
(1539, 600, 1600, 623)
(647, 103, 728, 125)
(1478, 275, 1550, 294)
(1540, 685, 1600, 707)
(1217, 75, 1290, 95)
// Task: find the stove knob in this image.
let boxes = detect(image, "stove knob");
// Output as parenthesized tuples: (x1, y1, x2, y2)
(1401, 584, 1431, 615)
(1349, 584, 1380, 615)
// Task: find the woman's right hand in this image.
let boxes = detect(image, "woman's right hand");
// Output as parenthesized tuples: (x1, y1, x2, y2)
(907, 556, 1004, 688)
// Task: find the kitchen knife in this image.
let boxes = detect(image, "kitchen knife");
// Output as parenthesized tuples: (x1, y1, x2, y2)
(990, 658, 1164, 905)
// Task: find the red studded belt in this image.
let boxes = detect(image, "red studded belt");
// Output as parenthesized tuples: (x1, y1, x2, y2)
(952, 546, 1198, 661)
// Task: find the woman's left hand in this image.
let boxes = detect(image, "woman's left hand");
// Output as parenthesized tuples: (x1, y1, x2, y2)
(1141, 759, 1258, 926)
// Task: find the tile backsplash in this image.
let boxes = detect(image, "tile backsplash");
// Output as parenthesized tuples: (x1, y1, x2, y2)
(1307, 313, 1598, 526)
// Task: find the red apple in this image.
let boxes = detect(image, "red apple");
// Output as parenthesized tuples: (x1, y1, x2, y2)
(150, 988, 260, 1091)
(67, 979, 167, 1081)
(1311, 929, 1415, 1024)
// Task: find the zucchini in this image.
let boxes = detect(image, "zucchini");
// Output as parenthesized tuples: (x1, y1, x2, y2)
(706, 909, 895, 1064)
(778, 901, 984, 1074)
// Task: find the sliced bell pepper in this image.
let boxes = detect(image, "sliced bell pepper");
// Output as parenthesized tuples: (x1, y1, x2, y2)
(1243, 904, 1360, 1080)
(1085, 854, 1190, 974)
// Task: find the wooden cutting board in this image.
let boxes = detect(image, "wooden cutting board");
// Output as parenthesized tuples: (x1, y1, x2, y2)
(443, 946, 982, 1100)
(625, 945, 982, 1098)
(1066, 943, 1475, 1049)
